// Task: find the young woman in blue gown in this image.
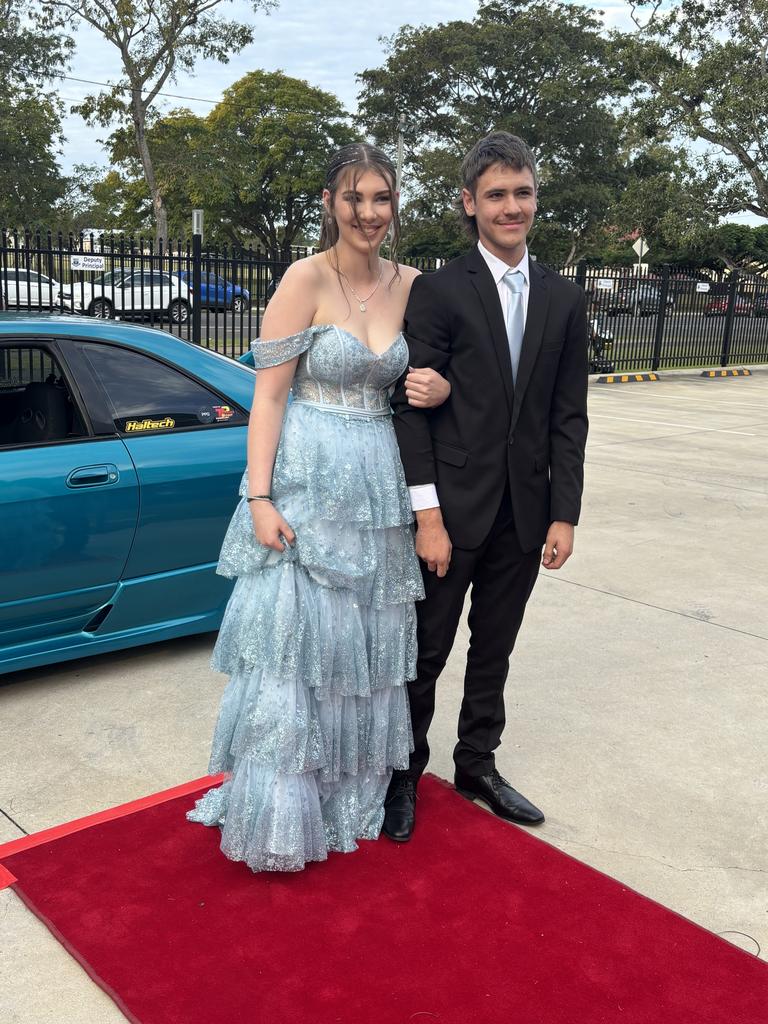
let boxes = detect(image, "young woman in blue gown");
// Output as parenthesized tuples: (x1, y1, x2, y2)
(188, 144, 450, 871)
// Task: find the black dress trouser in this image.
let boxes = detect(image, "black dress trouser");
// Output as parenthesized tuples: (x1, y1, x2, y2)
(402, 487, 541, 780)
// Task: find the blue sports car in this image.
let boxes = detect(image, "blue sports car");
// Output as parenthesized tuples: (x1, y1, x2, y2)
(0, 314, 255, 675)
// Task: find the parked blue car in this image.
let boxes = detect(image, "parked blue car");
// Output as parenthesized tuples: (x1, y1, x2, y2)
(172, 270, 250, 312)
(0, 314, 256, 675)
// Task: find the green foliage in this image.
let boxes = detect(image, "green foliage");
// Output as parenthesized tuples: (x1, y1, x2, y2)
(358, 0, 629, 262)
(86, 71, 358, 250)
(57, 164, 152, 236)
(0, 1, 73, 226)
(44, 0, 275, 240)
(399, 208, 470, 262)
(198, 71, 358, 250)
(615, 0, 768, 218)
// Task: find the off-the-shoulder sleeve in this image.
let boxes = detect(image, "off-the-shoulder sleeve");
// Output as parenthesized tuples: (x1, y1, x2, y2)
(250, 329, 314, 369)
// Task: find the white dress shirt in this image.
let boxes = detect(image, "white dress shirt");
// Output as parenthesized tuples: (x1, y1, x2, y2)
(408, 243, 530, 512)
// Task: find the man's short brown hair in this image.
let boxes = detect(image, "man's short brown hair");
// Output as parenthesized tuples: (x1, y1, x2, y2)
(458, 132, 538, 239)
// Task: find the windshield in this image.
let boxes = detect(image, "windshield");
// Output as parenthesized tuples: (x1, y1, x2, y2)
(89, 270, 128, 286)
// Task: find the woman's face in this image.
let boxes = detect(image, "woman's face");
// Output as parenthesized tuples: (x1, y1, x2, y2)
(324, 168, 395, 254)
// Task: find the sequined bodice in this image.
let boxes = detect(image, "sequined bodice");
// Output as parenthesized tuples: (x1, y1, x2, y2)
(291, 325, 407, 412)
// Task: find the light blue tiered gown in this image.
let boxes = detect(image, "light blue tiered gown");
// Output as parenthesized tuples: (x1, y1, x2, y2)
(188, 324, 424, 871)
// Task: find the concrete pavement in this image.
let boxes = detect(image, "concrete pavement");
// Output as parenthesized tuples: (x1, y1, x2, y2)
(1, 369, 767, 1022)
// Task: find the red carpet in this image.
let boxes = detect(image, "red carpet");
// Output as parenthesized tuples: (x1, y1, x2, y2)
(1, 774, 766, 1024)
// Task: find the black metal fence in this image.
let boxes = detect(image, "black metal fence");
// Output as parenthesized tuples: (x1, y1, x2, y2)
(0, 229, 441, 360)
(561, 261, 768, 373)
(2, 230, 768, 372)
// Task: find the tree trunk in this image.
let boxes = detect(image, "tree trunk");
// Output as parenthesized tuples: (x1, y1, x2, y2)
(564, 236, 580, 266)
(130, 91, 168, 244)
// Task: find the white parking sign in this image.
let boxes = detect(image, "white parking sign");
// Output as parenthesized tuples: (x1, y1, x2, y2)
(70, 254, 106, 271)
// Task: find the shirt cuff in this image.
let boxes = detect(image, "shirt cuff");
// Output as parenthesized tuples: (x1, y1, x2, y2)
(409, 484, 440, 511)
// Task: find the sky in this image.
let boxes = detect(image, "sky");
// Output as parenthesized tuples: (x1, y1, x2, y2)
(54, 0, 758, 227)
(56, 0, 632, 170)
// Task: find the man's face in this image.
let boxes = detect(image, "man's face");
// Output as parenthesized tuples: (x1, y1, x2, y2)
(462, 162, 537, 264)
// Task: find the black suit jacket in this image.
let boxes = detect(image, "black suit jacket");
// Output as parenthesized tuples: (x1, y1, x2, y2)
(391, 246, 589, 552)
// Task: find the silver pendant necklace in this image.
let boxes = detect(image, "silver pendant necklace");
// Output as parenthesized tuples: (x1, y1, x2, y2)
(339, 264, 384, 312)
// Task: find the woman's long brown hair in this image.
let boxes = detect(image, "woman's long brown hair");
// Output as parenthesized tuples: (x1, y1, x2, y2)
(319, 143, 401, 288)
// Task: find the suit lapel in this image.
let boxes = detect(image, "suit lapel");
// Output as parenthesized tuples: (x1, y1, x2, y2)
(511, 260, 550, 432)
(465, 247, 514, 414)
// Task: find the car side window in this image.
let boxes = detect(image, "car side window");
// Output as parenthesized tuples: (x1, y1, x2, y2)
(0, 344, 87, 447)
(77, 342, 247, 434)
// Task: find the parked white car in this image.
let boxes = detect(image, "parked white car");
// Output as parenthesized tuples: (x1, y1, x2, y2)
(62, 270, 193, 323)
(1, 269, 65, 310)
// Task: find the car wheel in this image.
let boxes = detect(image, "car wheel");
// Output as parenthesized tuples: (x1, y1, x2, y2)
(90, 298, 113, 319)
(169, 299, 190, 324)
(233, 295, 246, 313)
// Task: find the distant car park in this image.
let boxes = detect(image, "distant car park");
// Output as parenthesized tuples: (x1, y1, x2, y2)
(0, 313, 255, 675)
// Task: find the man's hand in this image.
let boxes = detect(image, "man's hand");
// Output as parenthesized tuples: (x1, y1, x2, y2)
(405, 366, 451, 409)
(542, 521, 574, 570)
(415, 507, 452, 577)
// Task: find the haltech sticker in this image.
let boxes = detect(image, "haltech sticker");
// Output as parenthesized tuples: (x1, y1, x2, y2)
(124, 416, 175, 432)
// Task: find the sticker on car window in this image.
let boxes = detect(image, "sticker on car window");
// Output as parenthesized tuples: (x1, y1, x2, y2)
(123, 416, 175, 432)
(212, 405, 235, 421)
(197, 407, 214, 424)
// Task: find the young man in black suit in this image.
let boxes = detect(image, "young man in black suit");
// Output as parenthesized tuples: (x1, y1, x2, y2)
(385, 131, 589, 840)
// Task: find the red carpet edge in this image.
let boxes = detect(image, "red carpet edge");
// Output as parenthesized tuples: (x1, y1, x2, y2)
(0, 772, 225, 889)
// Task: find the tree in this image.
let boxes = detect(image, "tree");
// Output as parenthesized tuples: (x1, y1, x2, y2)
(199, 71, 357, 250)
(358, 0, 628, 263)
(0, 1, 73, 226)
(87, 72, 357, 250)
(616, 0, 768, 219)
(607, 144, 722, 258)
(58, 164, 152, 236)
(42, 0, 275, 242)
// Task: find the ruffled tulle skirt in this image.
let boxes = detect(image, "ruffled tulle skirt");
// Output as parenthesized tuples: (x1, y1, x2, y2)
(188, 401, 424, 871)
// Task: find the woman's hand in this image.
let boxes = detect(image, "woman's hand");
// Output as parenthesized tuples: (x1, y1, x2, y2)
(249, 500, 296, 551)
(405, 366, 451, 409)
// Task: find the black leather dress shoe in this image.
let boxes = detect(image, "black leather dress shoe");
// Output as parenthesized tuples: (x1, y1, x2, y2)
(382, 775, 416, 842)
(454, 768, 545, 825)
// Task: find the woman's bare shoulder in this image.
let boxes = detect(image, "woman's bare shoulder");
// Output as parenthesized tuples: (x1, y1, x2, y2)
(261, 254, 326, 338)
(278, 252, 326, 287)
(398, 262, 421, 283)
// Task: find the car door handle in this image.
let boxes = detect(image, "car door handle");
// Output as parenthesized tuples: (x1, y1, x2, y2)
(66, 464, 120, 488)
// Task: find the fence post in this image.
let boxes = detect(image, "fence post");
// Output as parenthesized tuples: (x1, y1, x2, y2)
(651, 264, 671, 371)
(720, 269, 739, 367)
(192, 231, 202, 345)
(574, 259, 587, 291)
(0, 229, 6, 310)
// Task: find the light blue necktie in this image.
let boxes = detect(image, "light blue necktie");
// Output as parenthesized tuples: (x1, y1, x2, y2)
(503, 268, 525, 384)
